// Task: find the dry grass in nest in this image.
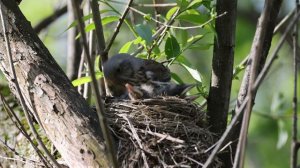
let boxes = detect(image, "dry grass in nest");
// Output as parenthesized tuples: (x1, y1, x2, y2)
(105, 96, 223, 167)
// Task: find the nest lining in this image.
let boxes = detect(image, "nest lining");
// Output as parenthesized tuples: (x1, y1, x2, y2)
(105, 96, 222, 168)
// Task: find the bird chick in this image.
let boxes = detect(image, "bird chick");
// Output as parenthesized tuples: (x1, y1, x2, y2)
(124, 82, 196, 100)
(103, 53, 171, 97)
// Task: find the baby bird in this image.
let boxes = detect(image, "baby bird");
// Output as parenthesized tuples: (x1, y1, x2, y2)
(125, 82, 195, 100)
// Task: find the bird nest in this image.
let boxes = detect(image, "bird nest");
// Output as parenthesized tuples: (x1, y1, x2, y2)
(104, 97, 222, 167)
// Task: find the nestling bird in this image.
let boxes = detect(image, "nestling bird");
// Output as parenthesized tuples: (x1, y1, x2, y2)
(103, 53, 171, 97)
(125, 82, 196, 100)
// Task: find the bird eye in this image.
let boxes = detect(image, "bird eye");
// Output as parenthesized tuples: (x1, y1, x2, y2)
(116, 67, 121, 72)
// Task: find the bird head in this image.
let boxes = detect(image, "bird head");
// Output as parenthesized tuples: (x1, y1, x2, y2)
(103, 54, 135, 84)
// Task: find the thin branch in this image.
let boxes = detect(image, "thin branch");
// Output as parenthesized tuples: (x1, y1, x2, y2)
(234, 1, 285, 166)
(0, 138, 44, 166)
(70, 0, 118, 167)
(90, 0, 107, 96)
(136, 3, 177, 7)
(66, 0, 82, 81)
(130, 7, 227, 30)
(204, 2, 296, 167)
(0, 93, 50, 167)
(253, 10, 300, 89)
(34, 5, 67, 34)
(0, 4, 61, 168)
(104, 0, 134, 54)
(203, 97, 249, 168)
(0, 155, 44, 166)
(291, 1, 299, 167)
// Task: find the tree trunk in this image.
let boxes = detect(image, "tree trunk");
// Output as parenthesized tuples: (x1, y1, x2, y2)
(207, 0, 237, 134)
(0, 0, 109, 167)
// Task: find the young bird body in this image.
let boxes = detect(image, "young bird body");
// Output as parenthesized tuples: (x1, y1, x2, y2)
(103, 53, 195, 100)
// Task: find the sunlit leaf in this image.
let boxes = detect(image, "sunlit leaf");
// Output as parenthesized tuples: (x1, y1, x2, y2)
(180, 63, 202, 82)
(95, 55, 101, 72)
(72, 72, 103, 87)
(187, 0, 203, 9)
(178, 13, 209, 24)
(102, 15, 120, 25)
(165, 35, 180, 59)
(166, 7, 179, 20)
(135, 24, 153, 45)
(187, 34, 204, 43)
(187, 43, 213, 50)
(276, 120, 288, 149)
(119, 41, 134, 53)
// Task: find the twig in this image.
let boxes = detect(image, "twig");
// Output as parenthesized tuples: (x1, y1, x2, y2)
(136, 3, 177, 7)
(0, 94, 50, 167)
(203, 96, 248, 168)
(90, 0, 107, 95)
(130, 7, 227, 30)
(0, 138, 45, 166)
(0, 155, 44, 166)
(121, 115, 149, 168)
(204, 9, 300, 167)
(291, 1, 299, 167)
(70, 0, 118, 167)
(34, 5, 67, 34)
(139, 129, 185, 144)
(253, 10, 300, 90)
(104, 0, 134, 54)
(0, 4, 61, 168)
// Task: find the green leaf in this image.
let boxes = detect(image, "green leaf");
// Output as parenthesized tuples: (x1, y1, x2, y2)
(119, 41, 134, 53)
(276, 120, 288, 149)
(176, 55, 191, 65)
(85, 23, 95, 32)
(176, 0, 189, 9)
(102, 15, 120, 25)
(67, 14, 93, 30)
(187, 43, 213, 50)
(133, 37, 143, 44)
(177, 29, 188, 47)
(233, 64, 245, 80)
(72, 72, 103, 87)
(180, 63, 202, 82)
(178, 12, 209, 24)
(165, 35, 181, 59)
(187, 0, 203, 9)
(135, 24, 153, 45)
(171, 72, 184, 84)
(166, 7, 179, 20)
(95, 55, 101, 72)
(187, 34, 204, 43)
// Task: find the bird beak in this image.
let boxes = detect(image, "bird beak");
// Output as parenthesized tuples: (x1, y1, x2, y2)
(119, 76, 139, 83)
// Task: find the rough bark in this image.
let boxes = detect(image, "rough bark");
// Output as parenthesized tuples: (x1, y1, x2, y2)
(207, 0, 237, 134)
(0, 0, 109, 167)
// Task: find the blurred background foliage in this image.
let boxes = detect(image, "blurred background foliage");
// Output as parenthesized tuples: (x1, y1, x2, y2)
(0, 0, 298, 167)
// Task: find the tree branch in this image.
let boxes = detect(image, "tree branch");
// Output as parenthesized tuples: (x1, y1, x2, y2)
(70, 0, 118, 167)
(207, 0, 237, 135)
(0, 0, 109, 167)
(34, 5, 67, 34)
(291, 2, 299, 168)
(232, 0, 282, 163)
